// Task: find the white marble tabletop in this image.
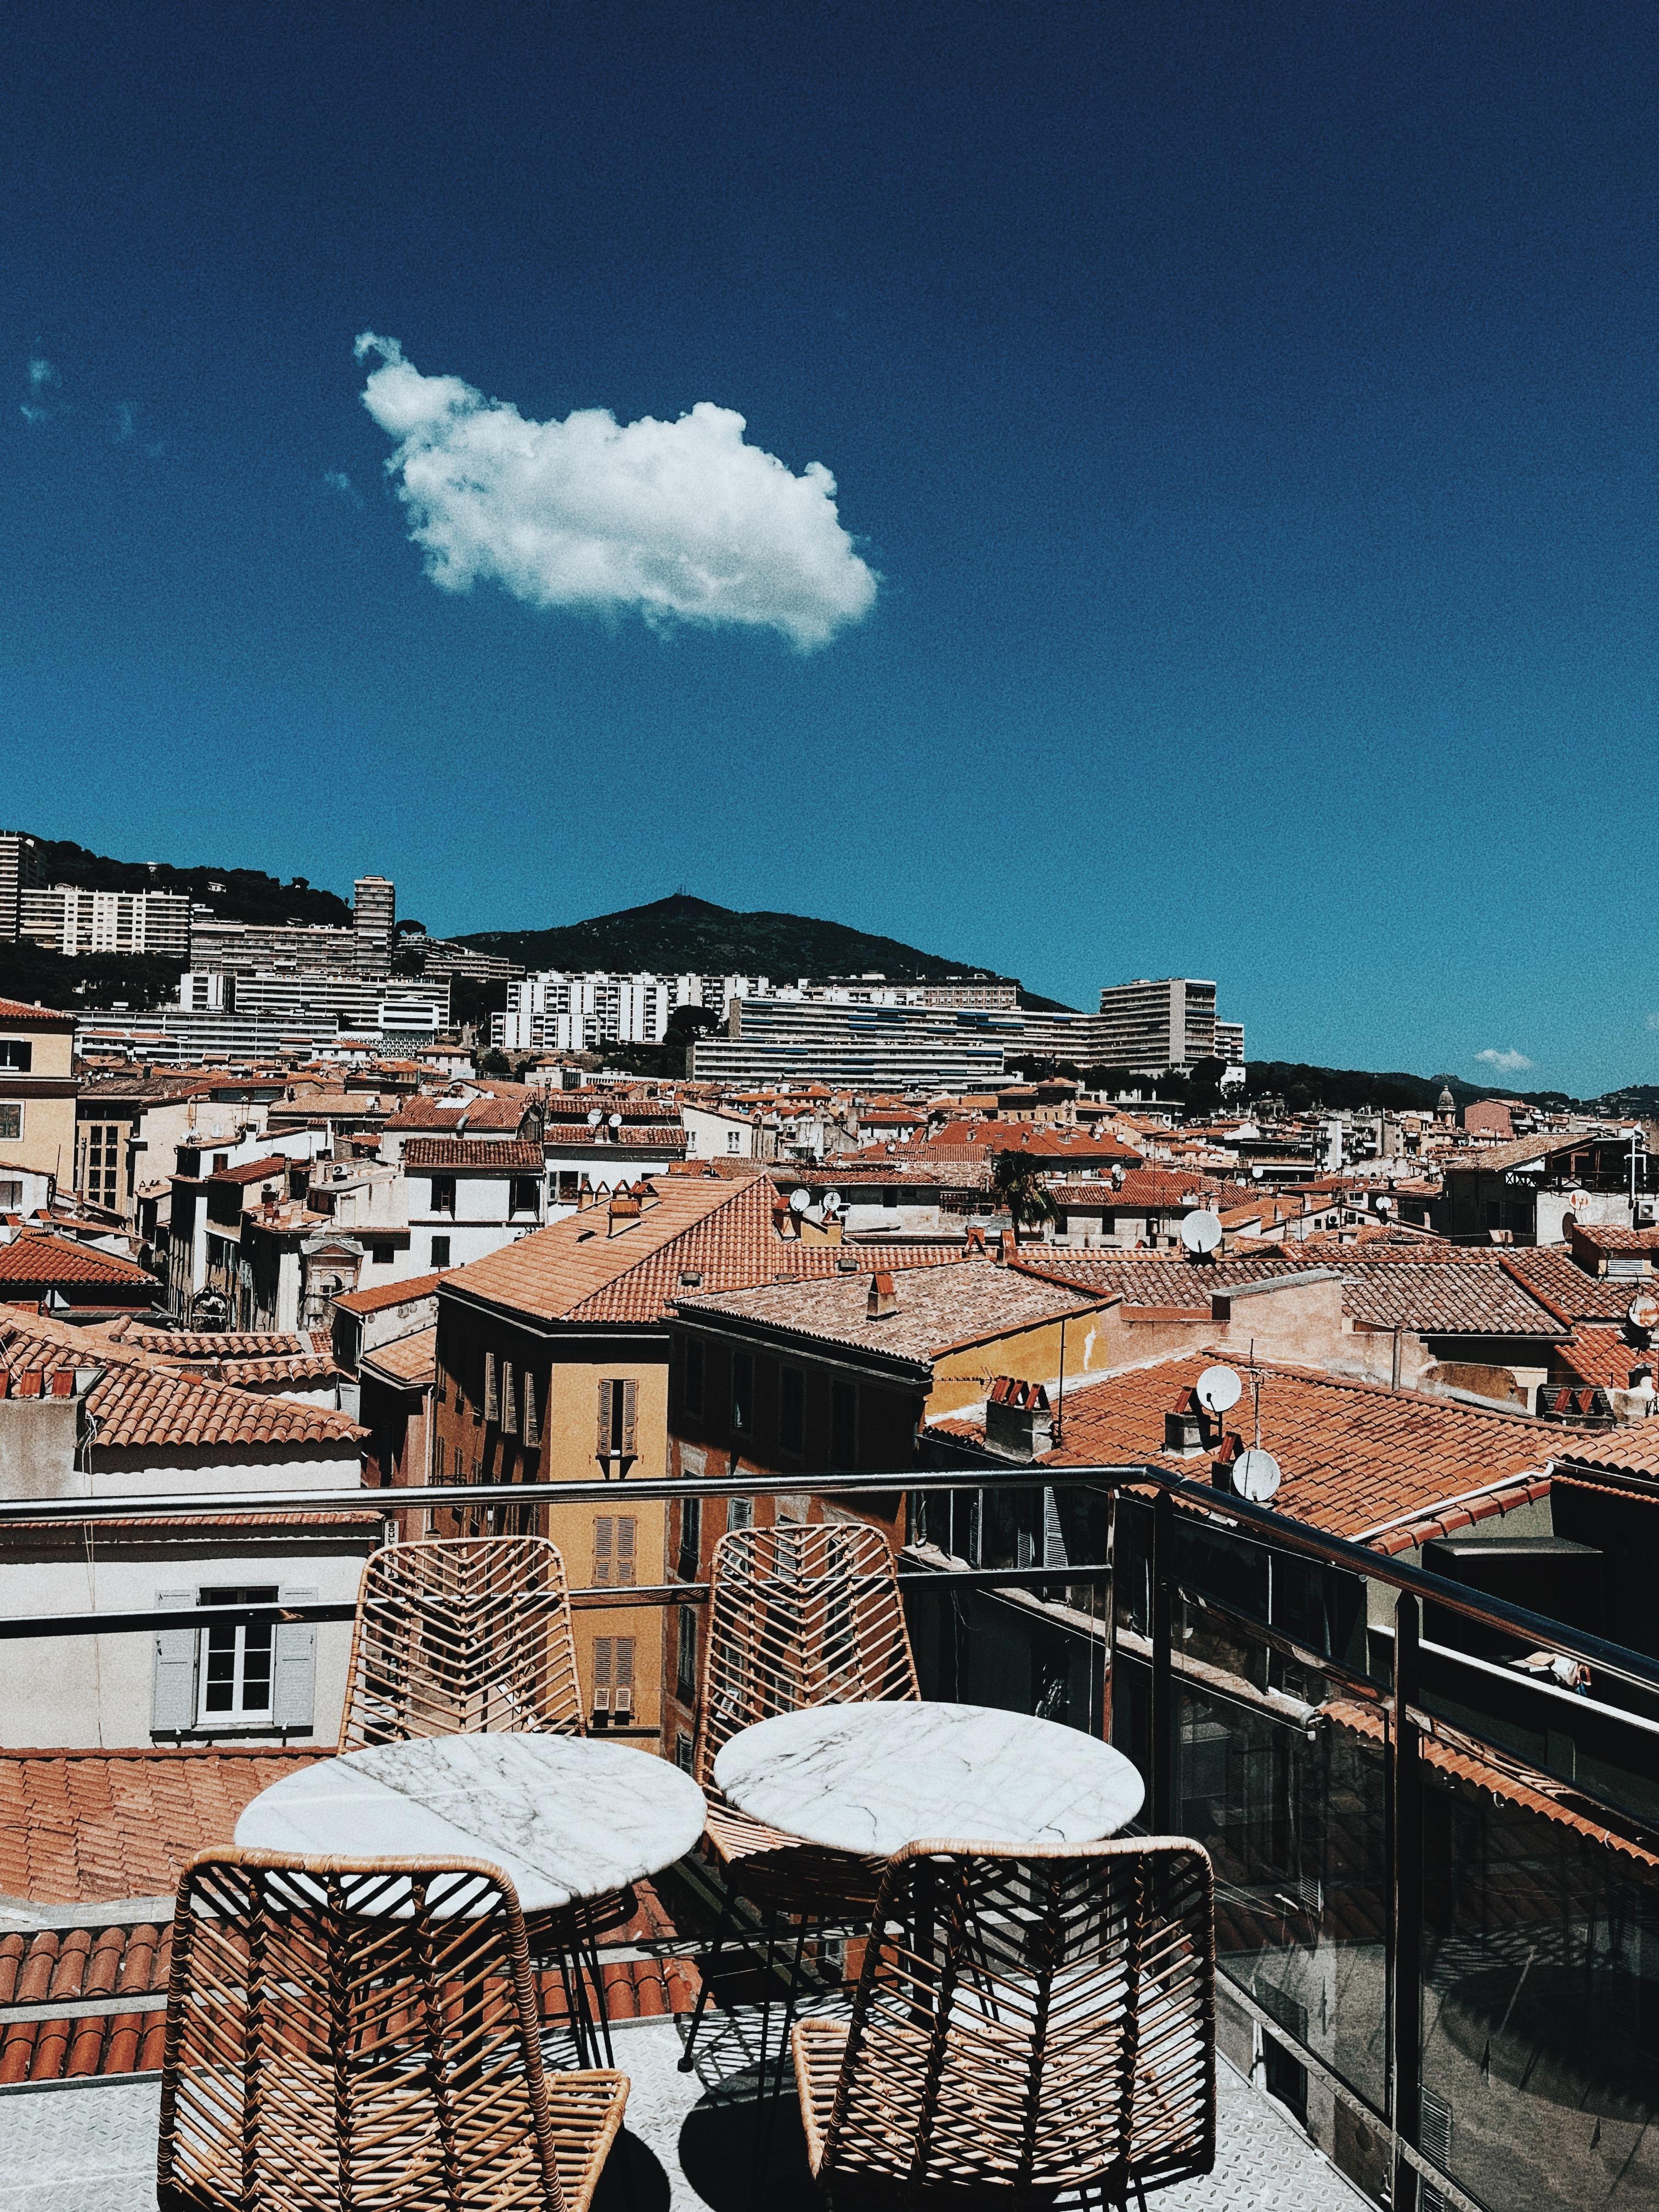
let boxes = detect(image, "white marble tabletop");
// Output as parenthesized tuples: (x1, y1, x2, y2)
(234, 1733, 708, 1913)
(713, 1701, 1144, 1858)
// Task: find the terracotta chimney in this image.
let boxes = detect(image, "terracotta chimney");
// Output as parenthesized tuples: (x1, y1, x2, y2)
(607, 1189, 642, 1236)
(984, 1375, 1053, 1462)
(866, 1271, 898, 1320)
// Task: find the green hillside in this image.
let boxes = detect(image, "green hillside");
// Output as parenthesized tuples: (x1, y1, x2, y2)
(22, 834, 350, 928)
(458, 893, 1074, 1011)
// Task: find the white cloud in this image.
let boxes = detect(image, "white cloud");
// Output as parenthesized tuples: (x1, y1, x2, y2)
(1475, 1047, 1534, 1073)
(353, 332, 877, 648)
(323, 469, 363, 508)
(21, 354, 59, 425)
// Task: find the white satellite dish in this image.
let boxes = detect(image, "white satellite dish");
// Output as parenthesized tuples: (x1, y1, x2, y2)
(608, 1112, 623, 1130)
(1376, 1194, 1394, 1216)
(1180, 1210, 1223, 1255)
(1232, 1448, 1282, 1503)
(1251, 1164, 1265, 1181)
(823, 1189, 842, 1214)
(586, 1108, 603, 1127)
(1197, 1364, 1243, 1415)
(1628, 1289, 1659, 1334)
(789, 1187, 810, 1214)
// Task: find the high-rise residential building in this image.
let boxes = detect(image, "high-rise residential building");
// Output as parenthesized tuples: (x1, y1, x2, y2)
(1094, 979, 1218, 1071)
(188, 910, 357, 969)
(1215, 1020, 1246, 1066)
(0, 832, 44, 943)
(19, 884, 191, 961)
(353, 876, 396, 979)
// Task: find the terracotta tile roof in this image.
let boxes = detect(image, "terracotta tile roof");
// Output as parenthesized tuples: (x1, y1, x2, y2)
(1571, 1222, 1659, 1254)
(207, 1155, 291, 1187)
(1327, 1699, 1659, 1872)
(0, 1232, 157, 1289)
(1337, 1260, 1567, 1338)
(1503, 1245, 1636, 1323)
(402, 1137, 544, 1171)
(0, 997, 71, 1027)
(381, 1098, 467, 1133)
(360, 1325, 437, 1386)
(678, 1260, 1106, 1368)
(1048, 1171, 1223, 1210)
(1554, 1326, 1650, 1391)
(919, 1122, 1142, 1164)
(198, 1353, 340, 1386)
(1006, 1247, 1567, 1339)
(332, 1269, 449, 1315)
(0, 1746, 328, 1906)
(447, 1173, 974, 1329)
(114, 1326, 317, 1359)
(0, 1878, 697, 2083)
(1438, 1136, 1559, 1175)
(0, 1313, 365, 1452)
(979, 1352, 1556, 1542)
(1548, 1421, 1659, 1481)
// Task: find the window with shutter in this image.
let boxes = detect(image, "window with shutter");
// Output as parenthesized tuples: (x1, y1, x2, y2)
(272, 1586, 318, 1731)
(613, 1635, 635, 1717)
(151, 1590, 198, 1733)
(677, 1606, 697, 1700)
(620, 1379, 637, 1456)
(483, 1352, 500, 1424)
(592, 1635, 613, 1712)
(501, 1362, 517, 1434)
(522, 1370, 540, 1446)
(594, 1516, 614, 1585)
(596, 1378, 613, 1455)
(615, 1515, 636, 1584)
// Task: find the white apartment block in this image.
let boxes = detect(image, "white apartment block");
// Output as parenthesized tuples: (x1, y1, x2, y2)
(497, 971, 769, 1053)
(20, 884, 191, 960)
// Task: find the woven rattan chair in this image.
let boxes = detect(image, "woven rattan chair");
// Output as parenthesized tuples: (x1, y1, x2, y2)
(338, 1536, 584, 1750)
(157, 1849, 628, 2212)
(680, 1520, 919, 2067)
(792, 1838, 1216, 2208)
(338, 1536, 631, 2057)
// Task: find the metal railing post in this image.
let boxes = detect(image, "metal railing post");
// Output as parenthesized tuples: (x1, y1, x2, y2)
(1150, 1486, 1173, 1831)
(1099, 1488, 1117, 1745)
(1390, 1590, 1424, 2212)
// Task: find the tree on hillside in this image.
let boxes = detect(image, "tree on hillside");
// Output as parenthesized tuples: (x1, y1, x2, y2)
(990, 1152, 1058, 1244)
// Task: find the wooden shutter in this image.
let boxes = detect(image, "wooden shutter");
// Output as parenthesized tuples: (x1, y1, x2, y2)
(615, 1516, 636, 1586)
(620, 1379, 637, 1455)
(272, 1586, 318, 1731)
(596, 1379, 613, 1455)
(594, 1516, 614, 1586)
(522, 1370, 539, 1446)
(483, 1352, 500, 1424)
(501, 1362, 517, 1436)
(151, 1590, 198, 1732)
(592, 1635, 613, 1711)
(613, 1635, 635, 1717)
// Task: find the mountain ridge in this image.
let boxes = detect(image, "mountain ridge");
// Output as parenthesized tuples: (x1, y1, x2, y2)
(456, 893, 1077, 1011)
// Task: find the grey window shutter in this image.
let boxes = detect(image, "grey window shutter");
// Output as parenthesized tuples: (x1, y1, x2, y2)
(272, 1585, 318, 1731)
(594, 1516, 613, 1586)
(616, 1515, 636, 1585)
(596, 1379, 613, 1455)
(152, 1589, 198, 1733)
(522, 1370, 539, 1446)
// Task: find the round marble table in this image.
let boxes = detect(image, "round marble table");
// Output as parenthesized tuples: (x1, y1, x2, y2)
(713, 1701, 1143, 1858)
(236, 1732, 708, 1912)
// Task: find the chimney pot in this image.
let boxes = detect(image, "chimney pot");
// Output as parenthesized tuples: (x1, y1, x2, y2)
(49, 1369, 73, 1397)
(19, 1370, 43, 1399)
(866, 1271, 898, 1320)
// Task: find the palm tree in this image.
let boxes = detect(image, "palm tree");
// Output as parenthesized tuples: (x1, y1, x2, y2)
(989, 1151, 1058, 1244)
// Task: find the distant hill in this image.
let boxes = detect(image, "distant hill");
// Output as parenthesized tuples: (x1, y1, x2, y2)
(458, 894, 1075, 1011)
(1242, 1060, 1583, 1115)
(21, 834, 351, 929)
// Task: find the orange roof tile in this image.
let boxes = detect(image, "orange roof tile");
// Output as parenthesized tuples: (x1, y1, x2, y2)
(332, 1269, 449, 1314)
(402, 1137, 544, 1170)
(0, 1233, 157, 1288)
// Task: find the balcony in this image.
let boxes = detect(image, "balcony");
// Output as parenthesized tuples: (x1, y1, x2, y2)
(0, 1461, 1655, 2212)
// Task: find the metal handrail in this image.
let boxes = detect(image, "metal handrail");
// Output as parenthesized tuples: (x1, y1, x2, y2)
(5, 1458, 1656, 1694)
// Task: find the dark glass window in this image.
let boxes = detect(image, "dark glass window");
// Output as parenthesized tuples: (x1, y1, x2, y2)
(780, 1367, 805, 1454)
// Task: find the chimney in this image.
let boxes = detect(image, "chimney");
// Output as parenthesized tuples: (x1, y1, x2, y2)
(1163, 1386, 1206, 1457)
(984, 1376, 1053, 1461)
(866, 1271, 898, 1320)
(607, 1189, 642, 1235)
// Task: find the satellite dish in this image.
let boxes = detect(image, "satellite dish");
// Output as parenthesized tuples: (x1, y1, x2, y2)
(1628, 1289, 1659, 1334)
(789, 1188, 810, 1214)
(1197, 1364, 1243, 1415)
(1251, 1164, 1264, 1181)
(823, 1189, 842, 1214)
(1180, 1210, 1223, 1255)
(1376, 1194, 1394, 1215)
(586, 1108, 603, 1127)
(608, 1112, 623, 1130)
(1232, 1448, 1282, 1503)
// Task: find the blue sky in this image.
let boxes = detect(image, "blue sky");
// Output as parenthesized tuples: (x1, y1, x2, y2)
(6, 2, 1659, 1093)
